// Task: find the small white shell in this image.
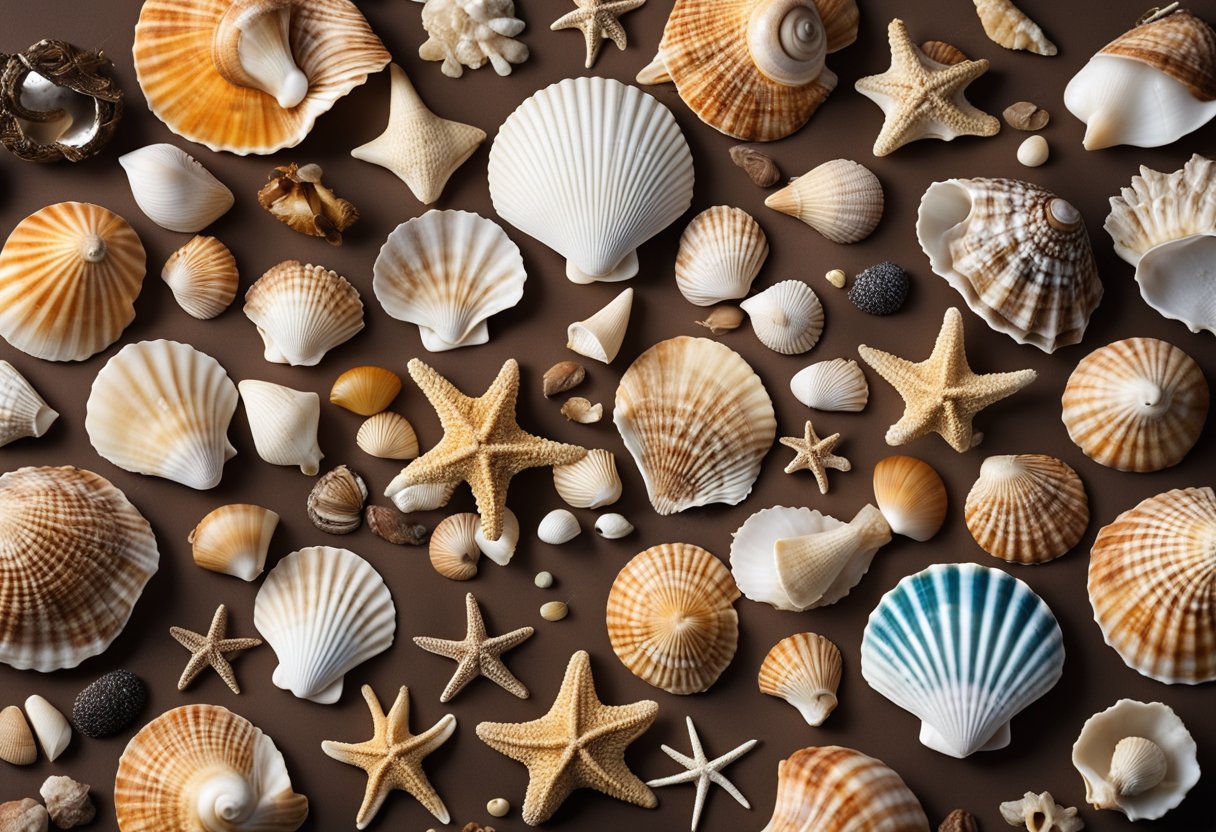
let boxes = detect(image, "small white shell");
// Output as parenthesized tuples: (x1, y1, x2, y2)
(118, 143, 234, 232)
(790, 358, 868, 412)
(0, 361, 57, 447)
(552, 449, 622, 509)
(238, 380, 323, 475)
(674, 206, 769, 306)
(739, 280, 824, 355)
(765, 159, 884, 244)
(161, 235, 238, 320)
(384, 475, 456, 513)
(243, 260, 365, 367)
(23, 695, 70, 763)
(537, 509, 580, 544)
(595, 513, 634, 539)
(356, 412, 418, 460)
(476, 508, 519, 566)
(567, 288, 633, 364)
(189, 503, 279, 581)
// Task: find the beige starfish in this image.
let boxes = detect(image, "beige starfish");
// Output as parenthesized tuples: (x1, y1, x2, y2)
(476, 650, 658, 825)
(779, 420, 851, 495)
(551, 0, 646, 69)
(351, 63, 486, 204)
(321, 685, 457, 829)
(854, 19, 1000, 156)
(399, 358, 586, 541)
(858, 307, 1037, 453)
(414, 592, 534, 703)
(169, 604, 261, 695)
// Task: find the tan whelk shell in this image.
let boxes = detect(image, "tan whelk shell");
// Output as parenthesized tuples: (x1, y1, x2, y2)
(758, 632, 841, 726)
(330, 366, 401, 416)
(789, 358, 867, 412)
(162, 236, 238, 320)
(430, 513, 481, 581)
(675, 206, 769, 306)
(306, 466, 367, 535)
(238, 380, 323, 475)
(357, 412, 419, 460)
(243, 260, 364, 367)
(0, 361, 57, 447)
(765, 159, 884, 244)
(567, 288, 634, 364)
(553, 449, 622, 509)
(740, 280, 824, 355)
(189, 503, 279, 581)
(871, 455, 947, 542)
(971, 0, 1056, 56)
(118, 144, 234, 233)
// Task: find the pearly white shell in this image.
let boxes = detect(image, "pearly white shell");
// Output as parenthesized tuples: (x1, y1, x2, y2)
(118, 143, 234, 232)
(23, 695, 70, 763)
(740, 280, 825, 355)
(384, 476, 455, 513)
(790, 358, 868, 412)
(537, 509, 580, 544)
(0, 361, 57, 447)
(553, 449, 622, 509)
(595, 512, 634, 539)
(475, 508, 519, 566)
(238, 380, 323, 476)
(730, 506, 843, 612)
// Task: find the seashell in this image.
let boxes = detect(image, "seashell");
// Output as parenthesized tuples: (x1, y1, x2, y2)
(385, 476, 456, 513)
(0, 201, 146, 362)
(1064, 10, 1216, 150)
(118, 144, 234, 233)
(0, 706, 36, 765)
(543, 360, 586, 398)
(540, 601, 568, 622)
(161, 235, 238, 320)
(1072, 699, 1199, 821)
(729, 145, 781, 187)
(965, 454, 1088, 564)
(596, 513, 634, 539)
(238, 380, 323, 475)
(567, 288, 634, 363)
(1061, 338, 1208, 472)
(731, 506, 837, 611)
(73, 670, 147, 738)
(757, 632, 841, 727)
(255, 546, 395, 703)
(257, 162, 358, 245)
(616, 337, 775, 514)
(538, 509, 581, 545)
(330, 366, 401, 416)
(306, 465, 367, 535)
(366, 506, 429, 547)
(430, 513, 481, 580)
(920, 40, 969, 66)
(1088, 487, 1216, 684)
(372, 209, 526, 352)
(475, 508, 519, 566)
(189, 503, 279, 581)
(23, 696, 69, 766)
(418, 0, 528, 78)
(972, 0, 1056, 56)
(357, 412, 419, 460)
(695, 305, 746, 335)
(765, 159, 883, 244)
(553, 449, 622, 509)
(606, 542, 740, 694)
(87, 340, 238, 489)
(761, 746, 930, 831)
(0, 361, 57, 447)
(789, 358, 867, 412)
(243, 260, 364, 366)
(916, 177, 1101, 353)
(739, 280, 824, 354)
(871, 455, 947, 542)
(771, 504, 891, 610)
(488, 76, 694, 284)
(40, 775, 95, 829)
(560, 397, 603, 424)
(638, 0, 859, 142)
(824, 268, 846, 288)
(999, 792, 1083, 832)
(674, 206, 769, 306)
(861, 562, 1065, 758)
(114, 703, 309, 831)
(0, 799, 47, 830)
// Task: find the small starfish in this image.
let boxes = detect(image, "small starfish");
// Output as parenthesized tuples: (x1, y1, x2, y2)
(646, 717, 756, 832)
(169, 604, 261, 694)
(321, 685, 457, 829)
(551, 0, 646, 69)
(779, 420, 851, 495)
(413, 593, 534, 702)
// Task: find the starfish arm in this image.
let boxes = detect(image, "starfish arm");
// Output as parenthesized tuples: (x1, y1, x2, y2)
(657, 745, 698, 769)
(216, 637, 262, 653)
(646, 768, 702, 787)
(438, 654, 481, 702)
(170, 628, 205, 651)
(707, 769, 750, 807)
(464, 592, 488, 639)
(176, 651, 211, 690)
(208, 652, 241, 694)
(600, 16, 629, 50)
(413, 636, 467, 661)
(583, 24, 605, 68)
(710, 738, 758, 769)
(576, 747, 658, 808)
(207, 605, 229, 637)
(477, 654, 530, 698)
(691, 774, 710, 831)
(484, 625, 534, 653)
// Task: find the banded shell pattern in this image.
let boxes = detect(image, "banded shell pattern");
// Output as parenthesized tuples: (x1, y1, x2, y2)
(765, 159, 884, 243)
(758, 632, 842, 727)
(674, 206, 769, 306)
(189, 503, 280, 581)
(162, 235, 239, 320)
(243, 260, 364, 367)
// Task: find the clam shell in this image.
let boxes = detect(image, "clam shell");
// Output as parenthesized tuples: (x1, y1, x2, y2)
(306, 465, 367, 535)
(772, 504, 891, 609)
(475, 508, 519, 566)
(537, 509, 581, 545)
(765, 159, 883, 243)
(674, 206, 769, 306)
(730, 506, 843, 611)
(567, 288, 634, 364)
(430, 513, 481, 580)
(243, 260, 364, 367)
(871, 455, 947, 542)
(24, 695, 71, 763)
(740, 280, 824, 355)
(553, 449, 622, 509)
(789, 358, 867, 412)
(329, 365, 401, 416)
(758, 632, 841, 726)
(118, 144, 234, 233)
(189, 503, 279, 581)
(965, 454, 1088, 564)
(356, 412, 418, 460)
(384, 477, 456, 513)
(238, 380, 323, 476)
(161, 235, 238, 320)
(0, 705, 36, 765)
(595, 513, 634, 539)
(0, 361, 58, 447)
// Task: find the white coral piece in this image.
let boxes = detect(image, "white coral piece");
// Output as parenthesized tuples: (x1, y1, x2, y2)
(1000, 791, 1085, 832)
(418, 0, 528, 78)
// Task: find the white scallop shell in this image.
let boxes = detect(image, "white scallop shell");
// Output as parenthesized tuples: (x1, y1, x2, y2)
(238, 380, 323, 476)
(537, 509, 580, 544)
(118, 143, 234, 232)
(243, 260, 365, 366)
(674, 206, 769, 306)
(739, 280, 824, 355)
(790, 358, 868, 412)
(553, 449, 622, 509)
(567, 288, 633, 364)
(356, 412, 418, 460)
(0, 361, 57, 447)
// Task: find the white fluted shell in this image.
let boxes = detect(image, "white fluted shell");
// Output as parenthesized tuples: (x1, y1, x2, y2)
(238, 380, 323, 476)
(740, 280, 824, 354)
(552, 449, 622, 509)
(243, 260, 364, 366)
(0, 361, 57, 447)
(384, 476, 455, 513)
(674, 206, 769, 306)
(475, 508, 519, 566)
(118, 144, 234, 232)
(789, 358, 867, 412)
(765, 159, 884, 244)
(731, 506, 840, 611)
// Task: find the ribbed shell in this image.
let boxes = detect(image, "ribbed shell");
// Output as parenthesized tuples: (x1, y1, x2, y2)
(0, 202, 146, 362)
(118, 144, 234, 233)
(243, 260, 364, 366)
(674, 206, 769, 306)
(567, 288, 633, 364)
(614, 337, 776, 515)
(537, 509, 581, 545)
(356, 412, 418, 460)
(606, 542, 740, 695)
(429, 513, 481, 580)
(871, 456, 948, 542)
(730, 506, 843, 611)
(1062, 338, 1208, 472)
(1089, 487, 1216, 684)
(758, 632, 842, 727)
(238, 380, 323, 476)
(772, 504, 891, 610)
(329, 366, 401, 416)
(1099, 11, 1216, 101)
(0, 466, 159, 672)
(552, 449, 622, 509)
(790, 358, 868, 412)
(0, 361, 57, 447)
(162, 235, 238, 320)
(189, 503, 279, 581)
(765, 159, 884, 243)
(306, 466, 367, 535)
(740, 280, 824, 354)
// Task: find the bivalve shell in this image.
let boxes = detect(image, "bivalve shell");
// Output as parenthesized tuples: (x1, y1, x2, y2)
(758, 632, 841, 727)
(0, 706, 36, 765)
(0, 361, 57, 447)
(789, 358, 867, 412)
(238, 380, 323, 475)
(674, 206, 769, 306)
(306, 466, 367, 535)
(871, 455, 947, 542)
(740, 280, 824, 355)
(24, 695, 71, 763)
(385, 477, 456, 513)
(243, 260, 364, 367)
(475, 508, 519, 566)
(356, 412, 419, 460)
(765, 159, 884, 243)
(538, 509, 581, 545)
(965, 454, 1088, 564)
(329, 365, 401, 416)
(430, 513, 481, 580)
(595, 513, 634, 539)
(189, 503, 279, 581)
(161, 235, 238, 320)
(118, 143, 234, 232)
(553, 449, 622, 509)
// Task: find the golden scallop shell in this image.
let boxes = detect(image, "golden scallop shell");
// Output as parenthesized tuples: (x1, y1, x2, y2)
(871, 456, 947, 542)
(243, 260, 364, 367)
(329, 365, 401, 416)
(189, 503, 279, 581)
(161, 235, 238, 320)
(429, 513, 481, 581)
(758, 632, 841, 727)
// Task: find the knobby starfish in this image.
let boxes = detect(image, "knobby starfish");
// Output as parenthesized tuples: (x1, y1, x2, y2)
(779, 420, 851, 495)
(859, 307, 1037, 452)
(550, 0, 646, 69)
(413, 592, 534, 702)
(646, 716, 757, 832)
(321, 685, 457, 828)
(169, 604, 261, 694)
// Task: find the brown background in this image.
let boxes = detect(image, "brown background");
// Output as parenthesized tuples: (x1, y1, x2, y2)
(1, 0, 1213, 830)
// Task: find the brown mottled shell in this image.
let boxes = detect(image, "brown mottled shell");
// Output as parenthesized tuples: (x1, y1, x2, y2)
(329, 366, 401, 416)
(758, 632, 841, 727)
(429, 513, 481, 581)
(1100, 10, 1216, 102)
(162, 235, 238, 320)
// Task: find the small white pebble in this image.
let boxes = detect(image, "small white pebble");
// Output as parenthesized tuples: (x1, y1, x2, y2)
(1017, 135, 1049, 167)
(825, 268, 846, 289)
(540, 601, 569, 621)
(487, 798, 510, 817)
(534, 571, 554, 589)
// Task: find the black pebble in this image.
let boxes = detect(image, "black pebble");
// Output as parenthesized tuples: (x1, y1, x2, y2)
(849, 261, 909, 315)
(72, 669, 147, 738)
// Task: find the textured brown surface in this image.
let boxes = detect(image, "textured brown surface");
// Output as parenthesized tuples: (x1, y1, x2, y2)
(0, 1, 1213, 830)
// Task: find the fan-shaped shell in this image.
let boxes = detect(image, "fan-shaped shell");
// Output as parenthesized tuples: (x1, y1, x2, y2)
(790, 358, 868, 412)
(674, 206, 769, 306)
(118, 144, 234, 233)
(606, 542, 740, 695)
(861, 563, 1065, 758)
(114, 704, 309, 832)
(0, 202, 146, 362)
(243, 260, 364, 366)
(537, 509, 581, 545)
(254, 546, 396, 704)
(1062, 338, 1208, 472)
(356, 412, 418, 460)
(429, 513, 481, 580)
(916, 178, 1102, 353)
(86, 340, 238, 490)
(189, 503, 279, 581)
(871, 455, 947, 542)
(0, 361, 57, 447)
(614, 337, 776, 514)
(162, 235, 238, 320)
(238, 380, 323, 476)
(765, 159, 883, 243)
(758, 632, 841, 727)
(730, 506, 846, 611)
(488, 76, 694, 284)
(740, 280, 824, 354)
(553, 449, 622, 509)
(329, 366, 401, 416)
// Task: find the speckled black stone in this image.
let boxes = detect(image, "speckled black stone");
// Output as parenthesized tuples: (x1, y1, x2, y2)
(71, 670, 147, 739)
(849, 261, 910, 316)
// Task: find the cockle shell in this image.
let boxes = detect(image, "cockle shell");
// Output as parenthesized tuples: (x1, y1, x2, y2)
(0, 706, 37, 765)
(0, 201, 146, 362)
(674, 206, 769, 306)
(916, 177, 1101, 353)
(162, 235, 239, 320)
(189, 503, 279, 581)
(384, 476, 456, 513)
(553, 449, 622, 509)
(1062, 337, 1208, 472)
(537, 509, 581, 545)
(0, 466, 158, 672)
(488, 76, 694, 284)
(965, 454, 1088, 564)
(772, 504, 892, 610)
(118, 144, 234, 233)
(765, 159, 884, 243)
(615, 337, 776, 515)
(356, 412, 418, 460)
(475, 508, 519, 566)
(329, 366, 401, 416)
(418, 0, 528, 78)
(306, 466, 367, 535)
(740, 280, 824, 355)
(243, 260, 364, 367)
(758, 632, 841, 726)
(24, 695, 71, 763)
(254, 546, 395, 704)
(86, 340, 238, 490)
(430, 513, 481, 580)
(606, 542, 740, 695)
(567, 288, 634, 364)
(114, 704, 309, 831)
(790, 358, 867, 412)
(872, 455, 947, 542)
(238, 380, 323, 476)
(0, 361, 57, 447)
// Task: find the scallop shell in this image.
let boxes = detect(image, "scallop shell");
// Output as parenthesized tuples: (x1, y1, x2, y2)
(238, 380, 323, 476)
(0, 361, 57, 447)
(430, 513, 481, 580)
(0, 466, 159, 672)
(674, 206, 769, 306)
(758, 632, 841, 727)
(488, 76, 694, 284)
(329, 366, 401, 416)
(916, 178, 1102, 353)
(871, 455, 947, 542)
(861, 562, 1065, 758)
(0, 706, 37, 765)
(118, 144, 234, 233)
(553, 449, 622, 510)
(384, 477, 456, 514)
(965, 454, 1089, 564)
(729, 506, 844, 611)
(306, 466, 367, 535)
(567, 288, 634, 364)
(740, 280, 824, 355)
(86, 340, 238, 490)
(790, 358, 867, 412)
(243, 260, 364, 367)
(189, 503, 279, 581)
(0, 201, 146, 362)
(772, 504, 892, 610)
(537, 509, 581, 545)
(615, 337, 776, 514)
(372, 209, 526, 352)
(114, 704, 309, 831)
(356, 412, 418, 460)
(254, 546, 396, 704)
(606, 542, 740, 695)
(1061, 338, 1208, 472)
(475, 508, 519, 567)
(162, 235, 238, 320)
(765, 159, 883, 243)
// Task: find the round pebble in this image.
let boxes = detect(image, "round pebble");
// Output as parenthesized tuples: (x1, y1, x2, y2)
(534, 571, 554, 589)
(1017, 135, 1049, 167)
(849, 261, 909, 315)
(825, 268, 846, 289)
(487, 798, 510, 817)
(72, 670, 147, 739)
(540, 601, 569, 622)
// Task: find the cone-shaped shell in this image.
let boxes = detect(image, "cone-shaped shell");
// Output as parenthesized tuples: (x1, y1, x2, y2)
(190, 503, 279, 581)
(118, 144, 234, 233)
(675, 206, 769, 306)
(614, 337, 776, 514)
(871, 456, 947, 542)
(606, 542, 740, 695)
(24, 695, 71, 763)
(965, 454, 1088, 564)
(765, 159, 883, 243)
(430, 513, 481, 581)
(0, 361, 58, 447)
(162, 235, 238, 320)
(553, 449, 622, 509)
(730, 505, 843, 611)
(243, 260, 364, 367)
(0, 466, 159, 672)
(0, 202, 145, 362)
(567, 288, 634, 364)
(740, 280, 824, 354)
(758, 632, 841, 726)
(772, 504, 891, 609)
(356, 412, 418, 460)
(114, 704, 309, 831)
(329, 366, 401, 416)
(238, 380, 323, 475)
(790, 358, 868, 412)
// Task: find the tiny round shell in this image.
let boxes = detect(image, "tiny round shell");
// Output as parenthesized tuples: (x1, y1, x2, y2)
(356, 412, 418, 460)
(758, 632, 842, 727)
(552, 449, 621, 509)
(739, 280, 824, 355)
(539, 601, 568, 621)
(243, 260, 365, 367)
(161, 235, 238, 319)
(537, 509, 580, 545)
(534, 571, 554, 589)
(595, 513, 634, 539)
(765, 159, 884, 244)
(189, 503, 279, 581)
(965, 454, 1088, 564)
(674, 206, 769, 306)
(330, 366, 401, 416)
(790, 358, 868, 412)
(871, 456, 947, 542)
(486, 798, 510, 818)
(429, 513, 481, 580)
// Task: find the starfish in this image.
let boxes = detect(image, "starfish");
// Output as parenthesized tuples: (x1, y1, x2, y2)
(779, 420, 851, 495)
(475, 650, 658, 825)
(169, 604, 261, 694)
(550, 0, 646, 69)
(646, 717, 756, 832)
(413, 593, 534, 702)
(854, 19, 1000, 156)
(399, 358, 586, 541)
(321, 685, 457, 829)
(351, 63, 486, 204)
(858, 307, 1037, 453)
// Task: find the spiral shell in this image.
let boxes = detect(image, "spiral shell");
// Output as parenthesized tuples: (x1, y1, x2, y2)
(0, 361, 57, 447)
(430, 513, 481, 581)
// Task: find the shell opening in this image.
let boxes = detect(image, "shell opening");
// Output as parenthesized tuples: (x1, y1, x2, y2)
(193, 768, 255, 827)
(213, 0, 309, 109)
(1046, 198, 1082, 231)
(79, 232, 107, 263)
(16, 71, 99, 146)
(748, 0, 827, 87)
